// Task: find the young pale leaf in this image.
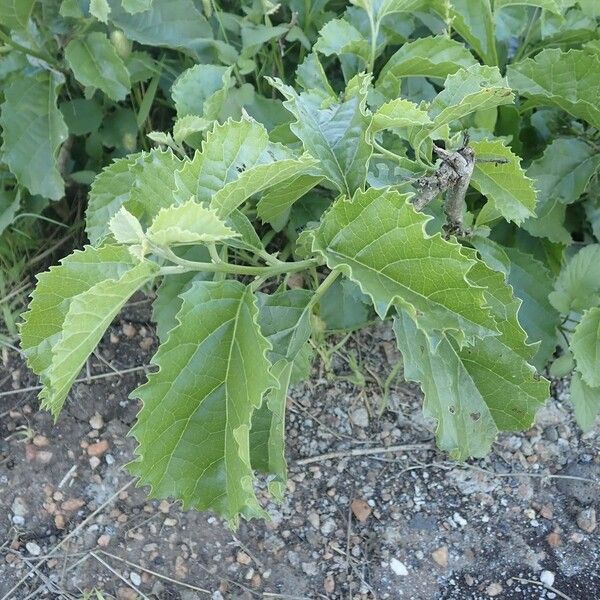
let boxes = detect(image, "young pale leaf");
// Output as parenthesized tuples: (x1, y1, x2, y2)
(311, 188, 497, 344)
(507, 49, 600, 130)
(549, 245, 600, 314)
(269, 76, 372, 197)
(0, 0, 36, 28)
(109, 207, 145, 244)
(171, 64, 232, 118)
(394, 257, 548, 459)
(90, 0, 110, 21)
(570, 372, 600, 432)
(470, 139, 536, 225)
(122, 0, 152, 13)
(571, 307, 600, 388)
(0, 71, 68, 200)
(129, 281, 276, 525)
(65, 32, 131, 102)
(20, 245, 158, 417)
(86, 154, 141, 245)
(370, 99, 432, 134)
(377, 36, 478, 93)
(146, 199, 238, 246)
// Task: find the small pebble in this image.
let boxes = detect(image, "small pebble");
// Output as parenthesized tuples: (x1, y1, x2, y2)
(431, 546, 448, 568)
(89, 456, 101, 470)
(350, 407, 369, 428)
(87, 440, 109, 457)
(540, 570, 555, 588)
(97, 534, 111, 547)
(390, 558, 408, 576)
(130, 571, 142, 586)
(25, 542, 41, 556)
(576, 507, 596, 533)
(486, 582, 503, 597)
(89, 412, 104, 430)
(351, 498, 372, 523)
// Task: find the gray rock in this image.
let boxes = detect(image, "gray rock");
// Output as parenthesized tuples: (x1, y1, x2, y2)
(557, 463, 600, 505)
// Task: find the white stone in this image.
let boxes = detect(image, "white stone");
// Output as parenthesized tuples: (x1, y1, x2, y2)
(129, 571, 141, 586)
(25, 542, 41, 556)
(390, 558, 408, 576)
(540, 570, 555, 588)
(351, 407, 369, 428)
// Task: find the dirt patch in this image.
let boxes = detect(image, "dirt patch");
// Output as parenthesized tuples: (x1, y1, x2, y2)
(1, 304, 599, 599)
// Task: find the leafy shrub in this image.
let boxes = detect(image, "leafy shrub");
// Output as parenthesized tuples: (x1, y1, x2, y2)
(16, 0, 600, 525)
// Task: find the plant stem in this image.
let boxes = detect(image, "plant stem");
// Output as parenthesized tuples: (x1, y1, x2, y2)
(157, 245, 319, 277)
(367, 12, 379, 72)
(308, 269, 341, 308)
(0, 30, 61, 70)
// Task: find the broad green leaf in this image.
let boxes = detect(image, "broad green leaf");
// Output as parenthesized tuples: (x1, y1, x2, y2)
(65, 32, 131, 102)
(122, 0, 152, 13)
(86, 154, 141, 245)
(377, 36, 478, 93)
(549, 245, 600, 314)
(151, 247, 210, 341)
(0, 0, 36, 28)
(241, 23, 289, 51)
(319, 278, 372, 331)
(250, 359, 292, 499)
(60, 98, 103, 136)
(494, 0, 561, 14)
(394, 256, 548, 459)
(571, 307, 600, 387)
(20, 245, 158, 417)
(257, 289, 313, 363)
(257, 174, 323, 230)
(270, 76, 372, 196)
(296, 52, 336, 98)
(570, 372, 600, 432)
(431, 0, 497, 65)
(171, 64, 231, 118)
(90, 0, 110, 21)
(351, 0, 426, 21)
(313, 19, 370, 63)
(173, 115, 211, 145)
(473, 238, 560, 369)
(129, 281, 276, 525)
(470, 139, 536, 225)
(106, 0, 232, 62)
(311, 188, 498, 344)
(0, 188, 20, 235)
(507, 49, 600, 130)
(0, 71, 68, 200)
(147, 199, 238, 246)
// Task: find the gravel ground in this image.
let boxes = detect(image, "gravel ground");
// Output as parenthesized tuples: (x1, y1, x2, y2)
(0, 302, 599, 600)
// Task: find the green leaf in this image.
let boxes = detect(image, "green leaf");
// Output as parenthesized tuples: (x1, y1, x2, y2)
(86, 154, 140, 245)
(109, 207, 145, 244)
(129, 281, 276, 525)
(313, 19, 370, 63)
(570, 372, 600, 432)
(257, 289, 313, 363)
(394, 256, 548, 459)
(0, 0, 36, 28)
(571, 307, 600, 387)
(507, 49, 600, 130)
(60, 98, 103, 136)
(311, 188, 498, 344)
(377, 35, 478, 92)
(319, 278, 371, 331)
(171, 64, 232, 118)
(250, 359, 292, 499)
(270, 76, 373, 196)
(122, 0, 152, 13)
(549, 245, 600, 314)
(473, 238, 560, 369)
(351, 0, 427, 21)
(20, 245, 158, 417)
(494, 0, 562, 14)
(151, 247, 210, 342)
(431, 0, 497, 65)
(0, 187, 20, 235)
(147, 198, 238, 246)
(296, 52, 336, 98)
(65, 32, 131, 102)
(470, 138, 536, 225)
(370, 98, 432, 134)
(0, 71, 68, 201)
(257, 174, 323, 231)
(90, 0, 110, 21)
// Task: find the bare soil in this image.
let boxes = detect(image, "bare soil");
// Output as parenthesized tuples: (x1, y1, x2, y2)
(0, 300, 599, 600)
